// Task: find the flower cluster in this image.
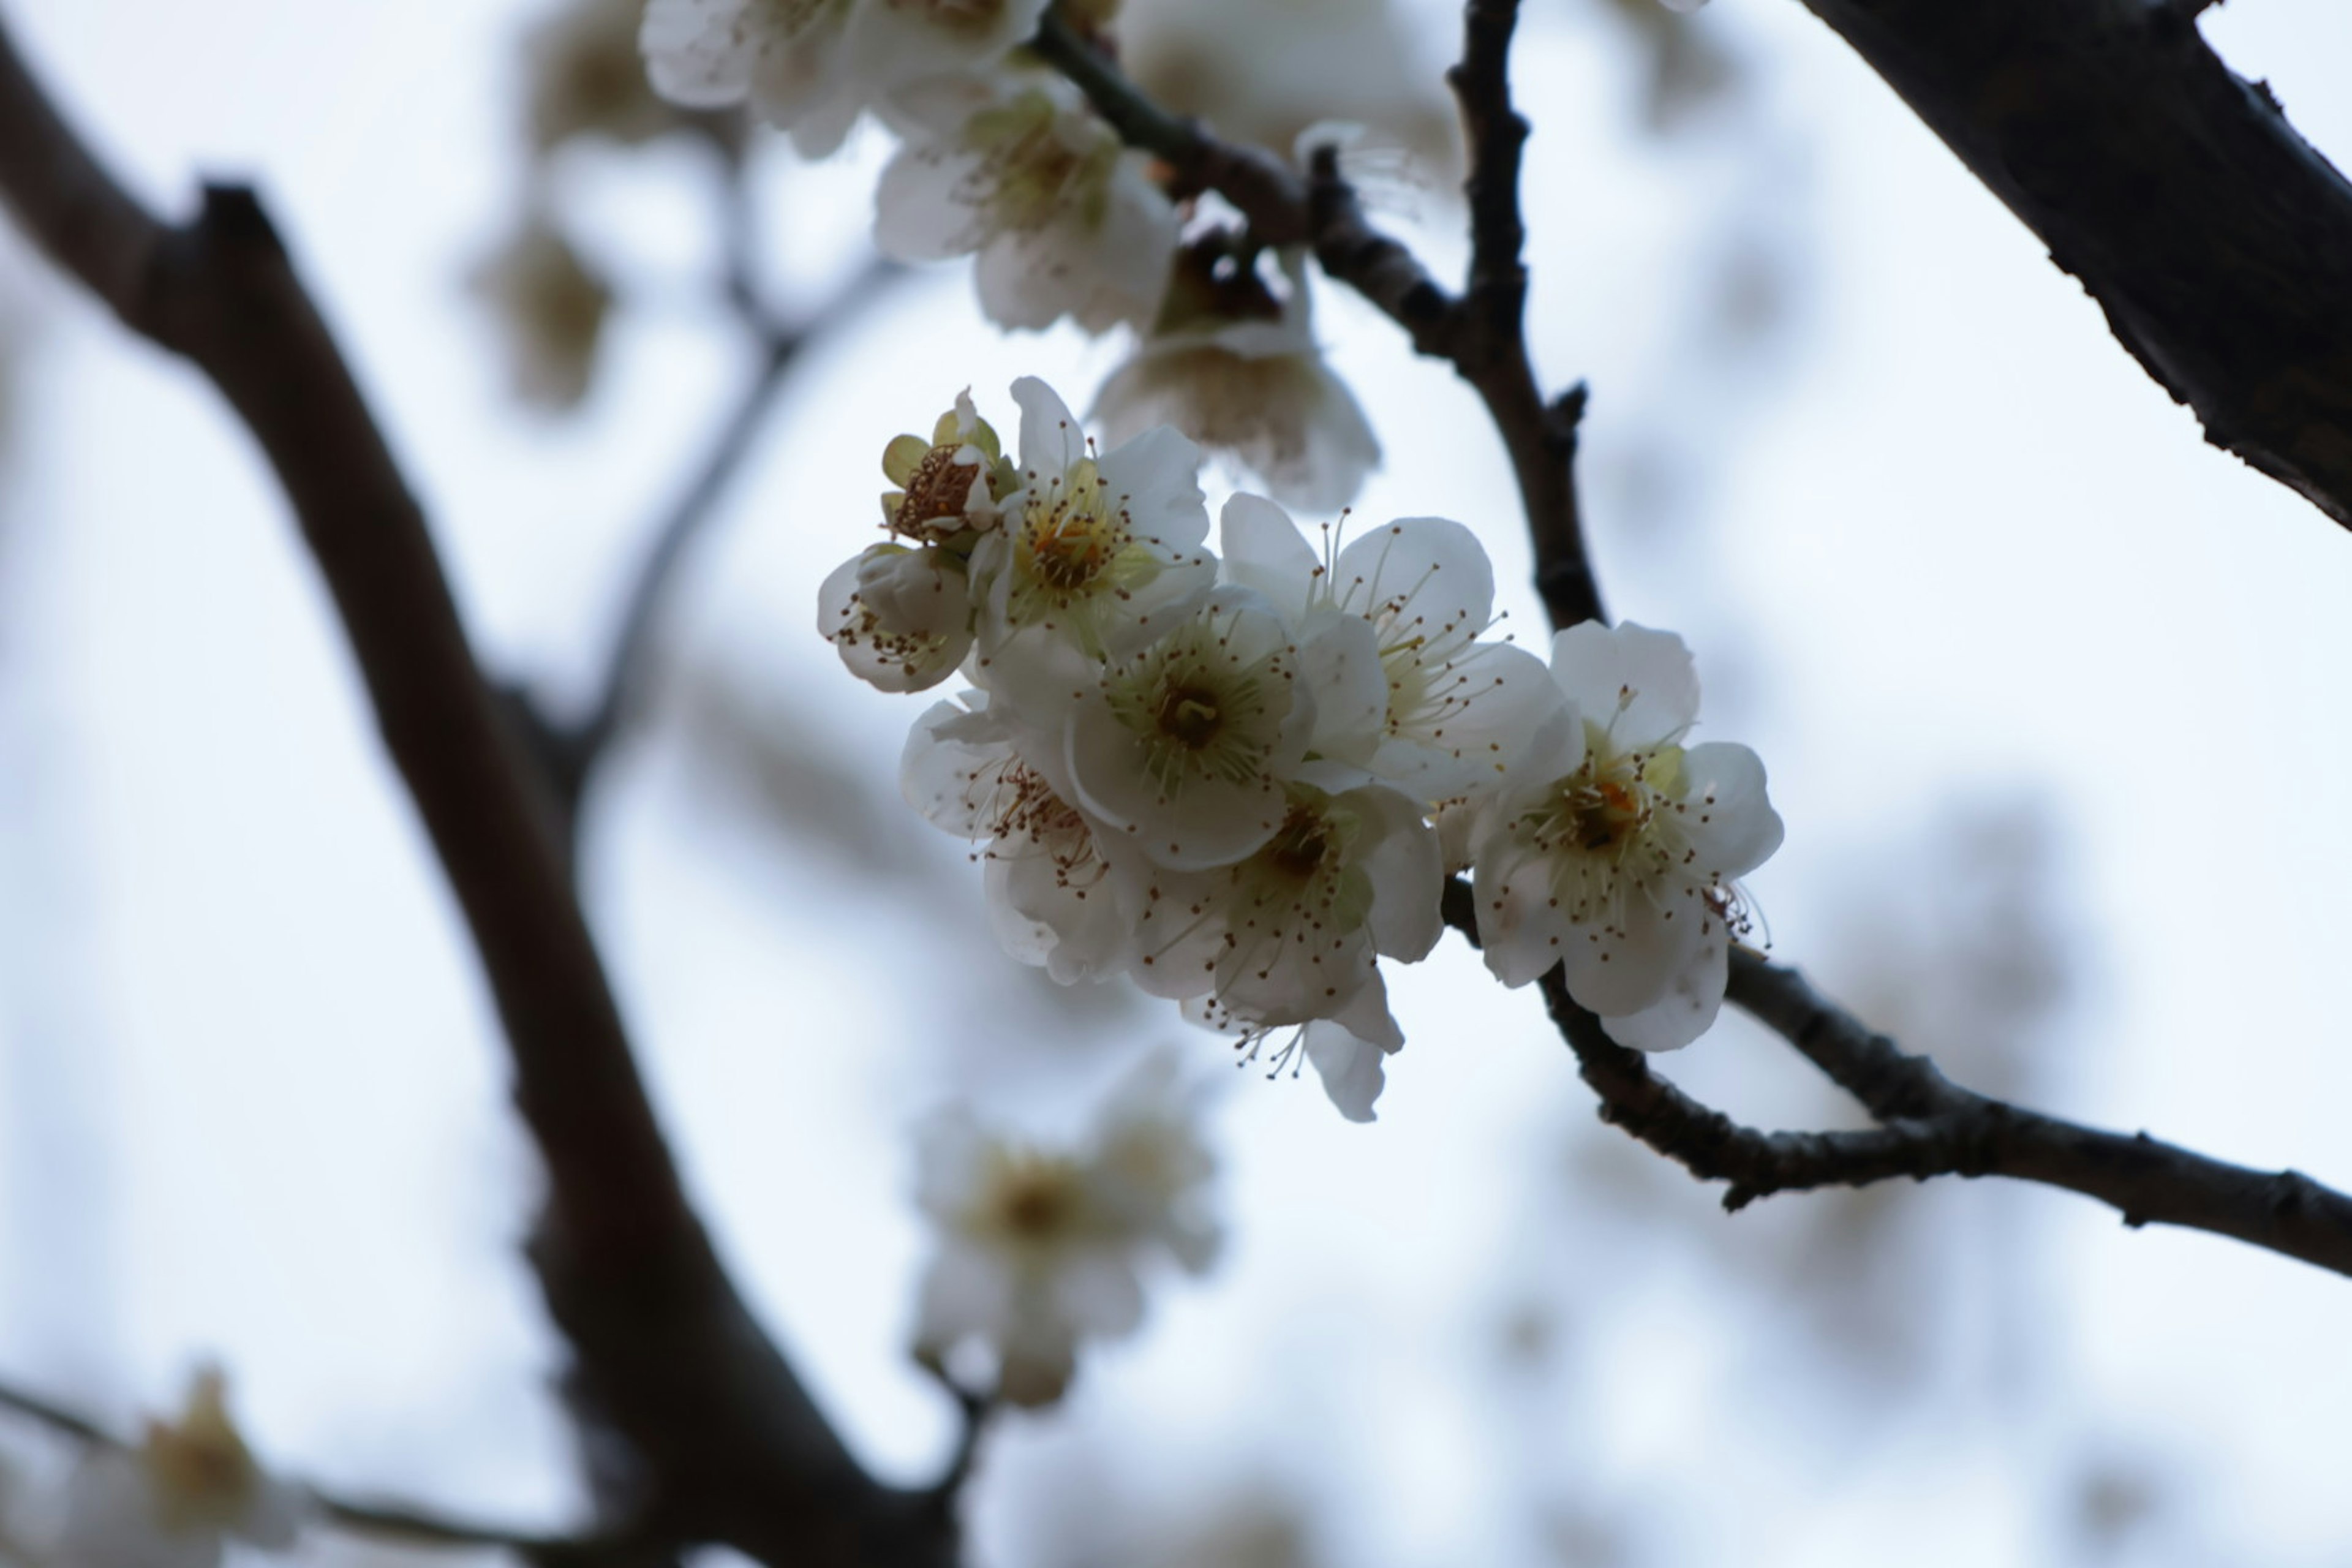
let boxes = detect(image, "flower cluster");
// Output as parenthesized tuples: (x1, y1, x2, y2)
(914, 1050, 1218, 1407)
(639, 0, 1404, 510)
(821, 381, 1785, 1117)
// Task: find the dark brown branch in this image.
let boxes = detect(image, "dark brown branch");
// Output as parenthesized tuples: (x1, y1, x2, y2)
(1442, 882, 2352, 1276)
(1794, 0, 2352, 529)
(0, 17, 949, 1564)
(1031, 3, 1604, 627)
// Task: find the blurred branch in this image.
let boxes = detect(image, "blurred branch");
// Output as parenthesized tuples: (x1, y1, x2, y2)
(1443, 883, 2352, 1277)
(0, 15, 952, 1564)
(1032, 1, 1605, 628)
(1793, 0, 2352, 529)
(511, 156, 903, 839)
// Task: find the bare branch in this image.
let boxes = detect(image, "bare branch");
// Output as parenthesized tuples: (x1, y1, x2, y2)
(1793, 0, 2352, 529)
(1031, 3, 1604, 628)
(1443, 883, 2352, 1276)
(0, 15, 949, 1563)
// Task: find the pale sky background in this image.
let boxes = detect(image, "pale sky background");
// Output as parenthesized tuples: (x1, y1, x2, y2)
(0, 1, 2350, 1566)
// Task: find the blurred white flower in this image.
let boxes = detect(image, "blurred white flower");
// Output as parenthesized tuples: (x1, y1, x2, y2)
(1221, 497, 1562, 804)
(902, 692, 1136, 983)
(818, 543, 974, 693)
(1115, 0, 1457, 175)
(875, 79, 1178, 333)
(639, 0, 861, 156)
(57, 1370, 303, 1568)
(469, 212, 614, 412)
(967, 377, 1212, 701)
(1094, 249, 1381, 514)
(913, 1051, 1218, 1406)
(1469, 622, 1782, 1050)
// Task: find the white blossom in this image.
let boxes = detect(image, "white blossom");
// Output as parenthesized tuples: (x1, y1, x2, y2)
(874, 78, 1178, 333)
(902, 692, 1134, 983)
(639, 0, 860, 156)
(56, 1370, 303, 1568)
(1469, 622, 1782, 1050)
(1093, 250, 1381, 514)
(818, 543, 974, 693)
(967, 377, 1212, 703)
(1221, 496, 1564, 804)
(526, 0, 706, 155)
(1063, 587, 1317, 871)
(1126, 782, 1440, 1038)
(876, 388, 1014, 545)
(912, 1051, 1218, 1407)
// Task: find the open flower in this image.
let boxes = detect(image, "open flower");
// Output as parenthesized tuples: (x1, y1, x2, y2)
(1065, 587, 1316, 870)
(639, 0, 860, 156)
(875, 79, 1178, 333)
(1221, 497, 1564, 804)
(57, 1370, 304, 1568)
(912, 1051, 1218, 1407)
(968, 377, 1213, 702)
(1093, 249, 1381, 514)
(1127, 782, 1441, 1033)
(1469, 622, 1782, 1050)
(818, 543, 974, 693)
(902, 692, 1133, 983)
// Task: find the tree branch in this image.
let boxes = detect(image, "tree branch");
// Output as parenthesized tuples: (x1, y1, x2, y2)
(1031, 2, 1604, 627)
(1793, 0, 2352, 529)
(1442, 883, 2352, 1277)
(0, 15, 948, 1563)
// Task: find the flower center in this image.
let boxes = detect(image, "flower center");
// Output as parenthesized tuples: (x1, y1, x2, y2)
(894, 445, 978, 540)
(1154, 685, 1224, 750)
(994, 1166, 1077, 1239)
(1263, 805, 1332, 881)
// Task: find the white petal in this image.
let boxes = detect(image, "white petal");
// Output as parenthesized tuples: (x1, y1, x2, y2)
(1556, 882, 1709, 1017)
(1600, 920, 1729, 1051)
(1303, 1020, 1392, 1122)
(1098, 422, 1210, 553)
(1334, 515, 1496, 642)
(1675, 741, 1785, 880)
(1296, 613, 1389, 764)
(1472, 827, 1578, 989)
(1548, 621, 1701, 746)
(1013, 375, 1086, 480)
(639, 0, 755, 107)
(1217, 492, 1320, 622)
(1353, 785, 1444, 962)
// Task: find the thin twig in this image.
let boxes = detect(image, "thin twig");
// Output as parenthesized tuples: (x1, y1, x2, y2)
(1443, 883, 2352, 1276)
(1031, 3, 1604, 627)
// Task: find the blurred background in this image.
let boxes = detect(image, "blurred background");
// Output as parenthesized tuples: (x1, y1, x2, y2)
(0, 0, 2348, 1563)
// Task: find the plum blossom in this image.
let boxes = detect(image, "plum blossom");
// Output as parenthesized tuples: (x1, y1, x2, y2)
(56, 1370, 304, 1568)
(878, 388, 1015, 545)
(1221, 497, 1563, 804)
(1093, 249, 1381, 514)
(1126, 782, 1441, 1037)
(902, 692, 1133, 983)
(875, 79, 1179, 333)
(819, 543, 974, 693)
(527, 0, 710, 154)
(1064, 587, 1317, 871)
(1469, 622, 1782, 1050)
(967, 377, 1212, 700)
(913, 1051, 1218, 1406)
